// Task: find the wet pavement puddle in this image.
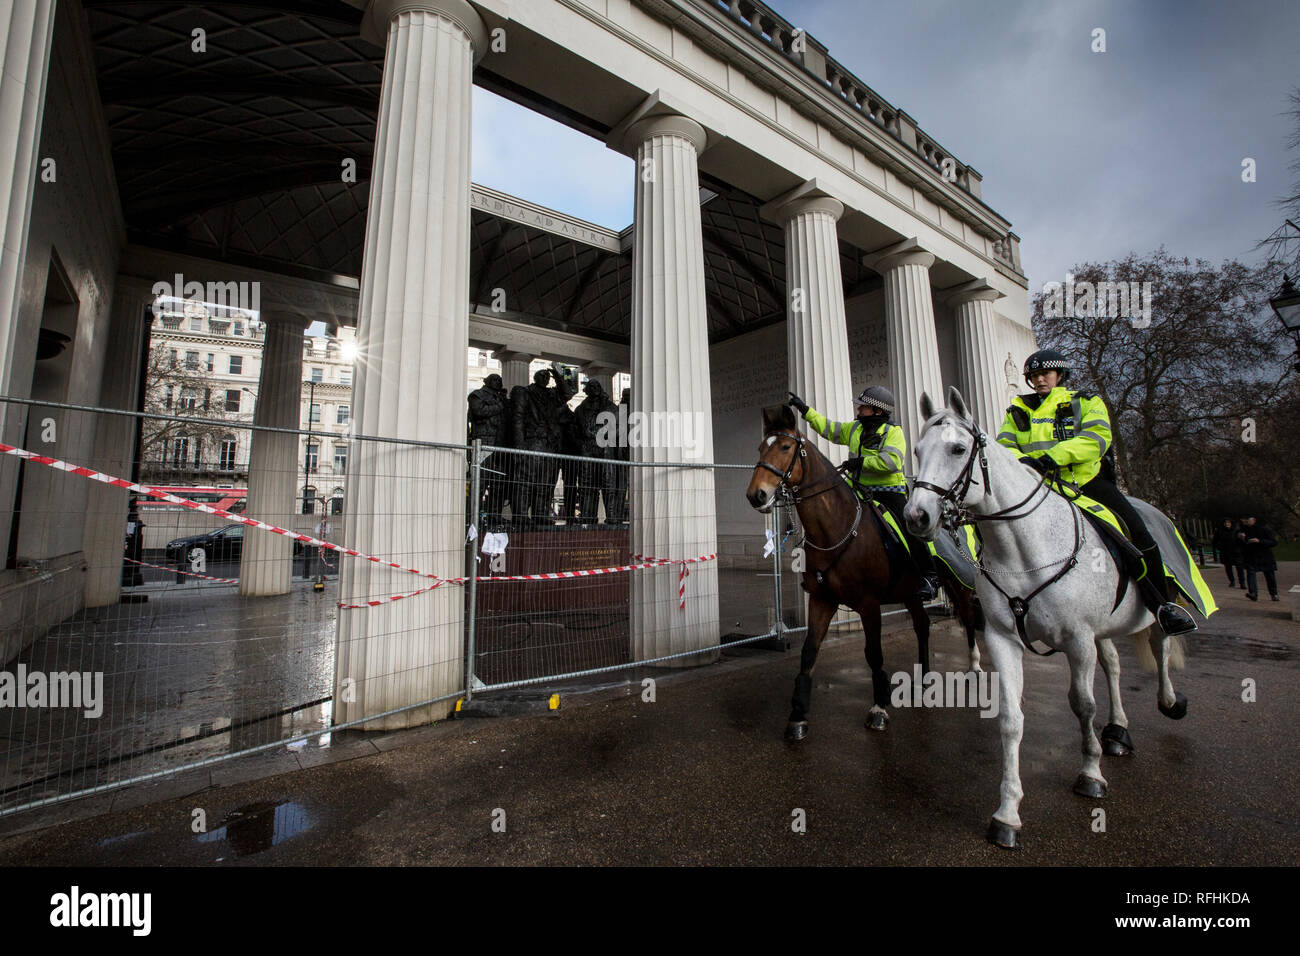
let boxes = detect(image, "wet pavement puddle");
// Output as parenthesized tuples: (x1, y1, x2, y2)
(196, 800, 315, 857)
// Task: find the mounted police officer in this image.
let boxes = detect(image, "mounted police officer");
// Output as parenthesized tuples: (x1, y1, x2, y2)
(996, 348, 1195, 635)
(787, 385, 940, 601)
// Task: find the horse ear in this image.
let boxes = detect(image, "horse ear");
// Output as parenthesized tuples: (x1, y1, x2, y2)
(947, 386, 971, 422)
(762, 404, 795, 432)
(919, 392, 936, 422)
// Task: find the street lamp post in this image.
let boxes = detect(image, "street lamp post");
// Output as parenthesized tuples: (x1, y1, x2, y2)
(1268, 275, 1300, 372)
(305, 378, 315, 514)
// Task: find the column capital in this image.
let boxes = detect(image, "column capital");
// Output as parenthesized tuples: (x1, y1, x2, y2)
(759, 179, 844, 225)
(605, 90, 721, 158)
(943, 278, 1004, 307)
(491, 347, 531, 365)
(256, 311, 312, 333)
(864, 237, 935, 274)
(363, 0, 489, 59)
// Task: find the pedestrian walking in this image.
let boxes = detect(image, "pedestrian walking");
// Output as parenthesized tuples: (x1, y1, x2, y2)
(1212, 518, 1244, 588)
(1238, 515, 1278, 602)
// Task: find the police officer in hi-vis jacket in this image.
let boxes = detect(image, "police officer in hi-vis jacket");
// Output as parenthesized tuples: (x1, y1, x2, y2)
(787, 385, 939, 601)
(996, 348, 1196, 635)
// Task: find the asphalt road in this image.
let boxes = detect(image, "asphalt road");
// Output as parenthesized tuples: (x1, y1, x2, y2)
(1, 566, 1296, 866)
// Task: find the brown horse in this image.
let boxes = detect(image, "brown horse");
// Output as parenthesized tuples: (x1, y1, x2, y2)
(746, 404, 982, 739)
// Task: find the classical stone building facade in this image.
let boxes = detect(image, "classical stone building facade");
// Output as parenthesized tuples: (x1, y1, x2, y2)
(0, 0, 1034, 726)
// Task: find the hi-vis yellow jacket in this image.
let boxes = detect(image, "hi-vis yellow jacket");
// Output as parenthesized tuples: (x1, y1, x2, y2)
(803, 408, 908, 494)
(996, 385, 1112, 486)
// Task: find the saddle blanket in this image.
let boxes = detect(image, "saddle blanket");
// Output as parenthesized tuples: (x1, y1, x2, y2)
(1045, 481, 1218, 620)
(873, 503, 980, 591)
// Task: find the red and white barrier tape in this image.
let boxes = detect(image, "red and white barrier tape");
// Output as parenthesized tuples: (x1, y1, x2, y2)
(633, 553, 716, 611)
(124, 556, 239, 585)
(0, 441, 449, 585)
(343, 553, 718, 609)
(0, 441, 717, 611)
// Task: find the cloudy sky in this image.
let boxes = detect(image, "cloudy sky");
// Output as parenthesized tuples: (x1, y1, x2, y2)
(470, 0, 1300, 304)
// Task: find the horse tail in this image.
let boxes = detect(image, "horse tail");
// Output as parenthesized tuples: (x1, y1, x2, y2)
(1132, 628, 1187, 672)
(1132, 628, 1157, 672)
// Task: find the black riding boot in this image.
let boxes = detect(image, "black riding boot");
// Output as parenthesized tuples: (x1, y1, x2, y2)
(1138, 545, 1196, 636)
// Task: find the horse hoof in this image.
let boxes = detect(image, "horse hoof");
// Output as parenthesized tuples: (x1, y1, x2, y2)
(1073, 774, 1108, 799)
(1100, 723, 1135, 756)
(785, 721, 808, 741)
(1158, 691, 1188, 720)
(865, 710, 889, 732)
(985, 818, 1020, 850)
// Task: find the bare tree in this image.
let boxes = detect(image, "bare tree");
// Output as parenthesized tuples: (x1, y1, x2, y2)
(1031, 249, 1294, 516)
(139, 344, 251, 477)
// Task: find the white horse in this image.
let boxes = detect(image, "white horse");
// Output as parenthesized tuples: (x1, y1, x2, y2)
(904, 387, 1186, 850)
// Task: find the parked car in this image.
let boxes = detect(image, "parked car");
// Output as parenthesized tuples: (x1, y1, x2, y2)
(166, 524, 303, 564)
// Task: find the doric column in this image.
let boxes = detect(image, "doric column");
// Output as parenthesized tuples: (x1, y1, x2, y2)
(613, 106, 719, 666)
(762, 183, 853, 463)
(83, 280, 151, 607)
(0, 0, 56, 556)
(239, 317, 305, 596)
(947, 279, 1007, 435)
(494, 348, 531, 390)
(336, 0, 487, 729)
(866, 239, 944, 450)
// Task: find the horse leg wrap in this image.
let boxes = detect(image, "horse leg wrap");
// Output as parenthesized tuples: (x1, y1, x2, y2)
(871, 669, 891, 708)
(791, 673, 813, 718)
(1100, 723, 1135, 756)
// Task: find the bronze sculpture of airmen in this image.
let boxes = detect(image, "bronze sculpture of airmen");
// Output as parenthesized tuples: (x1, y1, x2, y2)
(467, 372, 510, 525)
(510, 363, 577, 528)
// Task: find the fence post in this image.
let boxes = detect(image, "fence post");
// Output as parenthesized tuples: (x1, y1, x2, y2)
(772, 497, 784, 643)
(465, 439, 482, 701)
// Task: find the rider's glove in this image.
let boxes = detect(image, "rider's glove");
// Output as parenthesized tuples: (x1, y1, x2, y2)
(1021, 455, 1052, 475)
(787, 392, 809, 415)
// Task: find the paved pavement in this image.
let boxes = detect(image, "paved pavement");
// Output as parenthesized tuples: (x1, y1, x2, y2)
(1, 564, 1296, 866)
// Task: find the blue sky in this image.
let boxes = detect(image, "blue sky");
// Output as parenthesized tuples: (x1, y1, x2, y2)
(468, 0, 1300, 300)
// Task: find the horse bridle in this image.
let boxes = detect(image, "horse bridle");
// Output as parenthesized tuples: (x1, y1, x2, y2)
(756, 430, 863, 581)
(756, 431, 842, 505)
(912, 416, 1083, 656)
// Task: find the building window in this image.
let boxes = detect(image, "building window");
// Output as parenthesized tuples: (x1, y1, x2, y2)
(305, 443, 319, 472)
(203, 388, 211, 411)
(180, 388, 198, 411)
(333, 444, 347, 473)
(340, 369, 352, 386)
(168, 348, 178, 367)
(185, 351, 199, 370)
(205, 353, 214, 372)
(190, 317, 202, 332)
(310, 367, 323, 383)
(170, 437, 190, 468)
(164, 387, 173, 410)
(309, 403, 321, 424)
(219, 438, 237, 471)
(193, 436, 203, 468)
(330, 489, 345, 515)
(225, 389, 241, 412)
(302, 485, 317, 515)
(229, 355, 242, 375)
(336, 405, 349, 425)
(233, 321, 245, 336)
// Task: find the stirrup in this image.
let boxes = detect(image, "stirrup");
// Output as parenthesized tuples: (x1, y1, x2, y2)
(1156, 602, 1197, 636)
(918, 573, 939, 602)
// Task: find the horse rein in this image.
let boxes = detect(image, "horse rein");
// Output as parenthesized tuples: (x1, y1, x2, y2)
(914, 416, 1084, 656)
